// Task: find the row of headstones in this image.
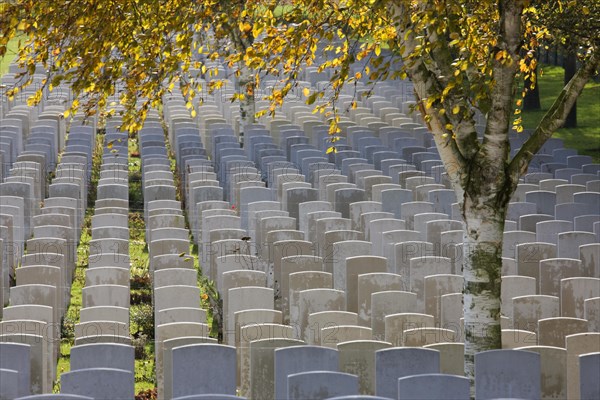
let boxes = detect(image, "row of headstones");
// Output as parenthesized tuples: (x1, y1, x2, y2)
(165, 343, 600, 400)
(51, 126, 138, 398)
(0, 102, 95, 306)
(0, 103, 68, 180)
(0, 102, 68, 292)
(0, 114, 94, 396)
(8, 335, 584, 400)
(135, 115, 215, 400)
(161, 99, 211, 171)
(500, 241, 600, 321)
(505, 182, 600, 230)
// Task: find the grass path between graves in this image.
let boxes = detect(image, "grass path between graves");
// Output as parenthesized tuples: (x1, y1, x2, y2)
(128, 135, 157, 397)
(54, 128, 104, 391)
(520, 64, 600, 163)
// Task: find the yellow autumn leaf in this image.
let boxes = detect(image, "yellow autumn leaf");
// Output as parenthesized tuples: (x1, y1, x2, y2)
(239, 21, 252, 33)
(452, 105, 460, 114)
(374, 44, 381, 56)
(303, 87, 310, 97)
(326, 146, 336, 154)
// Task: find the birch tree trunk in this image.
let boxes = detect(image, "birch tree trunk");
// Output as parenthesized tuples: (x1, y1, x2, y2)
(462, 201, 506, 380)
(237, 65, 256, 145)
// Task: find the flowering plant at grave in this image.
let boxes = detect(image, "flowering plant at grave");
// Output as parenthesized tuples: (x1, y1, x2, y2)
(199, 277, 223, 339)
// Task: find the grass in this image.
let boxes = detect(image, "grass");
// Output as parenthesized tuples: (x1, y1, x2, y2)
(520, 64, 600, 162)
(0, 34, 21, 77)
(128, 135, 157, 396)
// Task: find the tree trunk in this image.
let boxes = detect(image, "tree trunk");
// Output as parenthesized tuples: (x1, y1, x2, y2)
(563, 50, 577, 128)
(523, 61, 541, 111)
(237, 66, 256, 146)
(462, 202, 505, 386)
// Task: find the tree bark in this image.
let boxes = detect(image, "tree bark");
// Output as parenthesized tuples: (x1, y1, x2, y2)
(523, 61, 541, 111)
(237, 65, 256, 145)
(563, 50, 577, 128)
(461, 201, 505, 384)
(459, 0, 522, 383)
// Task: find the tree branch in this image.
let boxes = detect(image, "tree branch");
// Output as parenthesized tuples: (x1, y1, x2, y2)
(479, 0, 523, 181)
(425, 25, 481, 161)
(509, 50, 599, 179)
(390, 1, 468, 193)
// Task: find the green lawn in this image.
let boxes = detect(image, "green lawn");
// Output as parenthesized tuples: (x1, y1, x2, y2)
(520, 64, 600, 162)
(0, 35, 21, 77)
